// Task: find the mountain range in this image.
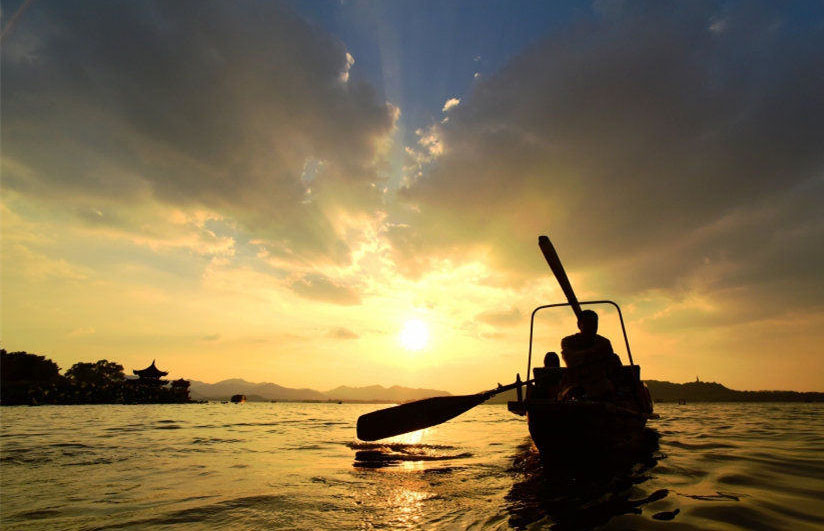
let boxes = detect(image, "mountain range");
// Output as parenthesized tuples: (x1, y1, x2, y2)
(188, 377, 823, 403)
(188, 378, 450, 403)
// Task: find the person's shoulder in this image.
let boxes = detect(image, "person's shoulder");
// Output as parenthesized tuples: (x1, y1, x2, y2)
(595, 335, 613, 349)
(561, 334, 579, 347)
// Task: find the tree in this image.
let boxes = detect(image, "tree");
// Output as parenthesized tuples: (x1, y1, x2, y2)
(65, 360, 126, 403)
(1, 349, 64, 405)
(1, 349, 61, 384)
(65, 360, 125, 386)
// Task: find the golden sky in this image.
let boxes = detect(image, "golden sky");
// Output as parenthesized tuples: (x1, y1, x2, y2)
(2, 1, 823, 392)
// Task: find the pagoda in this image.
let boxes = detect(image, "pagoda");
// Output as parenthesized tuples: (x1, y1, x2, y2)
(133, 360, 168, 382)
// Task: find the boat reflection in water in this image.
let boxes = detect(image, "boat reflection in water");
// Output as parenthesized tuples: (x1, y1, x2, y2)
(506, 428, 674, 529)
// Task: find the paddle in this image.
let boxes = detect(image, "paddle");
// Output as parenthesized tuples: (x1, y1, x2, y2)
(356, 377, 530, 441)
(538, 235, 582, 319)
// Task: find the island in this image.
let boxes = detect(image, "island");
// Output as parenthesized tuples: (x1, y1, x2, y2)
(1, 349, 191, 406)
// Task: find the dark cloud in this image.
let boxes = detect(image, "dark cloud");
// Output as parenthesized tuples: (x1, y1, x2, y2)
(2, 0, 396, 264)
(391, 1, 824, 317)
(288, 273, 361, 305)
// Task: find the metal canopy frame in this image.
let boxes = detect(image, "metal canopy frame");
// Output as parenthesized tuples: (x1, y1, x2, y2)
(527, 300, 634, 379)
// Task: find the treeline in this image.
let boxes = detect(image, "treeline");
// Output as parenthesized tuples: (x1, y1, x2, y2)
(1, 349, 191, 406)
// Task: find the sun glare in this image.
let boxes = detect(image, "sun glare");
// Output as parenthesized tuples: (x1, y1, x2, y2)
(399, 319, 429, 351)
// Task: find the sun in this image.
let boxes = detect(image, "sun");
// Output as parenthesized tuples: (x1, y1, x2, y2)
(399, 319, 429, 351)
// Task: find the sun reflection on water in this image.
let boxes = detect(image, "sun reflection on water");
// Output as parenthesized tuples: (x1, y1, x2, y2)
(390, 487, 430, 526)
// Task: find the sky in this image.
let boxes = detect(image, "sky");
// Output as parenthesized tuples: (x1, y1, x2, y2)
(2, 0, 823, 393)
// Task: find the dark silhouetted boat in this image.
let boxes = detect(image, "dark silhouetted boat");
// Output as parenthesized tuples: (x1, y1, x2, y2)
(507, 302, 655, 458)
(507, 237, 655, 460)
(230, 394, 246, 403)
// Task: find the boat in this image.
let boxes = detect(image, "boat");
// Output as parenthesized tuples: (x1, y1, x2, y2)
(230, 394, 246, 403)
(506, 300, 654, 458)
(506, 236, 654, 459)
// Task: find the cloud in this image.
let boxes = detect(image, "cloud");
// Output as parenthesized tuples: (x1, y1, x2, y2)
(1, 0, 398, 266)
(3, 242, 91, 282)
(288, 273, 362, 305)
(476, 306, 522, 327)
(442, 97, 461, 112)
(326, 327, 359, 339)
(390, 2, 824, 322)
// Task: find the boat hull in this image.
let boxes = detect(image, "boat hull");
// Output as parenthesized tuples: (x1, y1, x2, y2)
(525, 399, 650, 457)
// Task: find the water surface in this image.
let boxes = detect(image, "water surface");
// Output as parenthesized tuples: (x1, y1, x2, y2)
(1, 402, 822, 529)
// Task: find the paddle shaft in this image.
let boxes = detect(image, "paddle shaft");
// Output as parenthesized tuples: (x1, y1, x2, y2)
(356, 375, 536, 441)
(538, 235, 582, 320)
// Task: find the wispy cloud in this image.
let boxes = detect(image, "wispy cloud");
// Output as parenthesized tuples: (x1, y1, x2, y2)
(68, 327, 95, 337)
(288, 273, 362, 306)
(326, 327, 359, 339)
(476, 307, 522, 327)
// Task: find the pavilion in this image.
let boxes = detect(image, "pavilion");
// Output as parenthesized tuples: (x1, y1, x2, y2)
(133, 360, 168, 382)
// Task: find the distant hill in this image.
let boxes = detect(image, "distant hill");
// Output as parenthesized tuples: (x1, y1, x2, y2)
(190, 377, 822, 403)
(188, 379, 328, 402)
(188, 379, 450, 402)
(485, 379, 823, 403)
(644, 380, 824, 402)
(324, 385, 450, 402)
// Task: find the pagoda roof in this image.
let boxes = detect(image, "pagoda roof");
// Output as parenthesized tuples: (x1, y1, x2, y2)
(133, 360, 168, 378)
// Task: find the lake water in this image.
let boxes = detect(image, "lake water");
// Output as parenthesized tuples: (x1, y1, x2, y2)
(1, 402, 823, 529)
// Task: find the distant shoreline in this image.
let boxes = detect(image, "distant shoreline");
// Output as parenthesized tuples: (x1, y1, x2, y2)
(4, 349, 822, 406)
(485, 379, 824, 404)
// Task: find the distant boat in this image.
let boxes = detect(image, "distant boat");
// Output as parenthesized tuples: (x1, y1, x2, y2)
(230, 394, 246, 403)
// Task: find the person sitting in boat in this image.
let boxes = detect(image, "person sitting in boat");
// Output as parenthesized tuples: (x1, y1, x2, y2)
(544, 351, 560, 368)
(559, 310, 621, 400)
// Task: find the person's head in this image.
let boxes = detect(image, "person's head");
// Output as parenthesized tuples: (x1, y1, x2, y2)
(544, 351, 560, 368)
(577, 310, 598, 337)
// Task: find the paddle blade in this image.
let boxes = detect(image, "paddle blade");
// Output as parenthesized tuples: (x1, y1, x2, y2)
(356, 393, 489, 441)
(538, 235, 582, 319)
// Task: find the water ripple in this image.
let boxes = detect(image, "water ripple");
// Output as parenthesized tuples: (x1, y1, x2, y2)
(0, 402, 821, 530)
